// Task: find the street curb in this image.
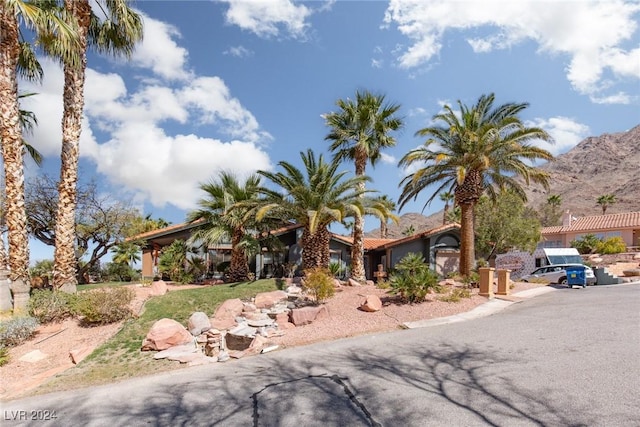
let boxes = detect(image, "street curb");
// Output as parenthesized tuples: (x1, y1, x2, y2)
(402, 286, 557, 329)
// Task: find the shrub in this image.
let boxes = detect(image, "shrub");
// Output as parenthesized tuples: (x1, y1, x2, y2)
(327, 260, 345, 278)
(72, 287, 134, 326)
(29, 290, 76, 323)
(0, 346, 8, 366)
(0, 316, 39, 347)
(571, 234, 601, 254)
(438, 288, 471, 303)
(597, 236, 626, 254)
(387, 253, 442, 303)
(303, 267, 335, 303)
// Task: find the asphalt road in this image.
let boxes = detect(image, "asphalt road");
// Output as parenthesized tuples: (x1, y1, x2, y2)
(2, 284, 639, 427)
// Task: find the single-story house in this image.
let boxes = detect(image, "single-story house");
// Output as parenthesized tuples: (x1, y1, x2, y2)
(134, 220, 461, 281)
(540, 211, 640, 250)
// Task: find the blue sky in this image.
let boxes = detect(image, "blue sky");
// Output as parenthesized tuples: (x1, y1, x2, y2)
(16, 0, 640, 263)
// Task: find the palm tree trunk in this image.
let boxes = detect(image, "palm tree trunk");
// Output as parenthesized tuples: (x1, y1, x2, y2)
(301, 226, 331, 269)
(52, 0, 90, 293)
(227, 230, 250, 282)
(350, 157, 367, 282)
(0, 5, 31, 310)
(458, 201, 475, 276)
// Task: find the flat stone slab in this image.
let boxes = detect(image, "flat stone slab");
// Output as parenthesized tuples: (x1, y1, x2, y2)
(19, 350, 48, 363)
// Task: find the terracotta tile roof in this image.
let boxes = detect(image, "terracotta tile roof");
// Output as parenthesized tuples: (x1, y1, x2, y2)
(128, 219, 203, 241)
(542, 211, 640, 235)
(363, 238, 396, 250)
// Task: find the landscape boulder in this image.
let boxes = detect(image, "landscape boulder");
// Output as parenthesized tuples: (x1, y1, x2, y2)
(141, 318, 193, 351)
(188, 311, 211, 335)
(254, 290, 288, 309)
(210, 298, 244, 330)
(359, 295, 382, 312)
(289, 305, 329, 326)
(149, 280, 168, 296)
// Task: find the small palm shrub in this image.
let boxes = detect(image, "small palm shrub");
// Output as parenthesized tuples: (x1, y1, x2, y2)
(327, 260, 345, 278)
(303, 267, 335, 303)
(0, 316, 39, 347)
(388, 253, 442, 303)
(29, 290, 76, 323)
(72, 287, 135, 326)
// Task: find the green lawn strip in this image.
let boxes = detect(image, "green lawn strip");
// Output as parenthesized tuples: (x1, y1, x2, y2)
(35, 279, 278, 395)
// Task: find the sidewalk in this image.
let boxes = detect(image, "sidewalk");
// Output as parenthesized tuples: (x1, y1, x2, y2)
(401, 285, 563, 329)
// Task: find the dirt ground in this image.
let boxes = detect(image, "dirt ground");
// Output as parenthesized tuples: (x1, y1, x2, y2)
(0, 280, 543, 401)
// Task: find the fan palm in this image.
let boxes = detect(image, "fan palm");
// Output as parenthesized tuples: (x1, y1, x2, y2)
(187, 172, 265, 283)
(1, 0, 78, 310)
(398, 93, 553, 276)
(255, 149, 373, 270)
(52, 0, 143, 293)
(324, 90, 403, 282)
(596, 194, 616, 215)
(371, 195, 398, 238)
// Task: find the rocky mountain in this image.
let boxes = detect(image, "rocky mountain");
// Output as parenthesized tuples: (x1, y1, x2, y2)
(365, 125, 640, 239)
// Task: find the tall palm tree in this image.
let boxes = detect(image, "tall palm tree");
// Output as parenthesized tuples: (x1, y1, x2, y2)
(52, 0, 143, 293)
(1, 0, 78, 310)
(398, 93, 553, 276)
(439, 191, 454, 224)
(187, 172, 264, 283)
(111, 240, 141, 269)
(255, 149, 374, 270)
(596, 194, 616, 215)
(324, 90, 403, 283)
(547, 194, 561, 210)
(371, 195, 397, 238)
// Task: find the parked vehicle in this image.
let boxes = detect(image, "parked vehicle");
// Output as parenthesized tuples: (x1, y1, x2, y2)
(520, 263, 597, 285)
(495, 247, 584, 279)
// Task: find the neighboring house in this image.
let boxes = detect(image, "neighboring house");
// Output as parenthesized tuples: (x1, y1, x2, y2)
(134, 220, 461, 281)
(541, 211, 640, 250)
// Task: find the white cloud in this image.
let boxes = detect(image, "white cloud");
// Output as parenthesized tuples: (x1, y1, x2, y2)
(383, 0, 640, 101)
(379, 152, 396, 165)
(526, 116, 590, 156)
(220, 0, 312, 39)
(223, 45, 254, 58)
(19, 18, 273, 211)
(130, 13, 190, 80)
(91, 124, 272, 209)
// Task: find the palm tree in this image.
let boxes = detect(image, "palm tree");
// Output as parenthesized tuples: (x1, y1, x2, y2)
(372, 195, 398, 238)
(439, 191, 455, 224)
(187, 172, 265, 283)
(255, 150, 374, 270)
(1, 1, 78, 310)
(324, 90, 403, 283)
(111, 241, 141, 269)
(596, 194, 616, 215)
(547, 194, 561, 210)
(398, 93, 553, 276)
(52, 0, 143, 293)
(402, 224, 416, 237)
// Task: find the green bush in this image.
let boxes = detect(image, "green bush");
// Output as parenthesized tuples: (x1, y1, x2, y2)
(303, 267, 335, 303)
(72, 287, 135, 326)
(597, 236, 627, 254)
(29, 290, 76, 323)
(388, 252, 442, 303)
(0, 316, 39, 347)
(0, 346, 8, 366)
(571, 234, 601, 254)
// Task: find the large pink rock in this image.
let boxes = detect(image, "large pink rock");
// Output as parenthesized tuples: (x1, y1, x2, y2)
(254, 290, 288, 309)
(360, 295, 382, 312)
(210, 298, 244, 330)
(141, 318, 193, 351)
(149, 280, 168, 296)
(289, 305, 329, 326)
